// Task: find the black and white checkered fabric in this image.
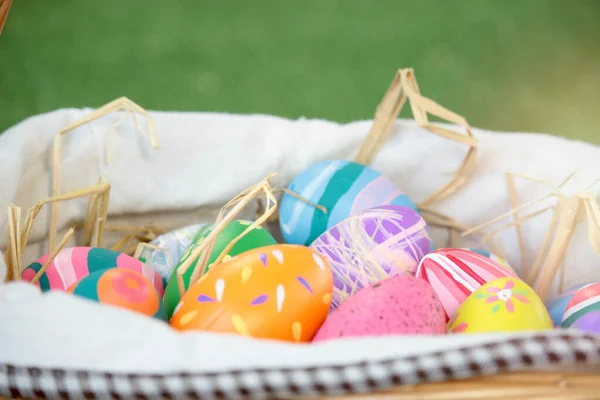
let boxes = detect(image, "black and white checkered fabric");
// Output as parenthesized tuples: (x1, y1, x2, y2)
(1, 332, 599, 399)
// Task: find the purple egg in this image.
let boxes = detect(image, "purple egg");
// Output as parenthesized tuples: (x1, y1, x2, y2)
(310, 205, 431, 310)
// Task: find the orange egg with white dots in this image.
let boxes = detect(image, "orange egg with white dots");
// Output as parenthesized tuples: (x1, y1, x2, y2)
(169, 244, 334, 342)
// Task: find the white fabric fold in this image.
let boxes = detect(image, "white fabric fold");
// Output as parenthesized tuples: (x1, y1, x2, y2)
(1, 107, 600, 372)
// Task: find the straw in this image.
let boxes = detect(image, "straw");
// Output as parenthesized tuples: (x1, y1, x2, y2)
(133, 242, 170, 261)
(110, 234, 137, 254)
(256, 187, 327, 224)
(275, 188, 327, 213)
(103, 224, 166, 235)
(107, 223, 167, 256)
(132, 243, 173, 276)
(506, 171, 528, 275)
(461, 170, 600, 301)
(2, 179, 112, 279)
(4, 217, 11, 282)
(49, 97, 159, 252)
(30, 227, 75, 284)
(174, 173, 278, 298)
(6, 205, 21, 281)
(21, 180, 111, 252)
(0, 0, 12, 36)
(354, 68, 478, 208)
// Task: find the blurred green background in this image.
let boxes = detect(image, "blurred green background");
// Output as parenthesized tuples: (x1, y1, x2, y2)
(1, 0, 599, 143)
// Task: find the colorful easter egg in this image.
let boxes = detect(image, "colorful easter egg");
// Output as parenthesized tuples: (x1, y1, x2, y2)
(137, 224, 206, 282)
(68, 268, 167, 320)
(546, 282, 593, 327)
(561, 282, 600, 333)
(279, 160, 418, 246)
(170, 244, 333, 342)
(463, 248, 516, 275)
(416, 248, 517, 321)
(310, 204, 431, 310)
(313, 275, 446, 341)
(163, 220, 277, 318)
(448, 277, 553, 333)
(21, 247, 165, 296)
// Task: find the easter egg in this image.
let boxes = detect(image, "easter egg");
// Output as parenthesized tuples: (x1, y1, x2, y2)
(137, 224, 206, 282)
(448, 277, 553, 333)
(561, 282, 600, 333)
(416, 248, 518, 321)
(313, 275, 446, 341)
(68, 268, 167, 320)
(310, 204, 431, 310)
(279, 159, 418, 246)
(546, 282, 593, 327)
(170, 244, 333, 342)
(463, 248, 516, 275)
(21, 247, 165, 296)
(163, 220, 277, 318)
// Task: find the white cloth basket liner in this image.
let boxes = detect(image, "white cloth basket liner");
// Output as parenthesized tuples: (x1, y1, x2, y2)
(1, 108, 599, 398)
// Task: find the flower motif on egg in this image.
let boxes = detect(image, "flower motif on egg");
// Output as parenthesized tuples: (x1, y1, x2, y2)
(474, 280, 530, 313)
(447, 277, 553, 333)
(447, 312, 468, 333)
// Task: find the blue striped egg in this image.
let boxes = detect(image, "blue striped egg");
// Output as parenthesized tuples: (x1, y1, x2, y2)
(279, 160, 418, 246)
(547, 282, 594, 327)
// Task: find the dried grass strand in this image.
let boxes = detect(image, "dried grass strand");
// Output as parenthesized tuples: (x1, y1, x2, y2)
(6, 205, 21, 281)
(277, 188, 328, 214)
(174, 173, 279, 298)
(21, 181, 110, 252)
(133, 242, 170, 263)
(30, 227, 75, 284)
(0, 0, 12, 36)
(355, 68, 478, 208)
(506, 172, 528, 277)
(461, 170, 600, 301)
(49, 97, 159, 252)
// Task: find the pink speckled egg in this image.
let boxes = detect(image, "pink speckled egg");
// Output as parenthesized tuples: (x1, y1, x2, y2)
(312, 275, 446, 341)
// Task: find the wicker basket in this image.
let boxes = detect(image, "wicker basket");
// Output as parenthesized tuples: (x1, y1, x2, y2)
(1, 5, 600, 398)
(1, 107, 599, 400)
(0, 0, 12, 36)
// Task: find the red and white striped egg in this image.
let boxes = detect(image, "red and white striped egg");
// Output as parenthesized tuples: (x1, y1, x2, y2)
(560, 282, 600, 333)
(415, 248, 518, 321)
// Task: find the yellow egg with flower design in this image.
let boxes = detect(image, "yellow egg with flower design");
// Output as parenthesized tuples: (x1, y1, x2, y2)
(447, 277, 553, 333)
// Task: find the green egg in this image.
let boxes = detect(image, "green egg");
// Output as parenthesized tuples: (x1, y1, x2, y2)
(163, 219, 277, 318)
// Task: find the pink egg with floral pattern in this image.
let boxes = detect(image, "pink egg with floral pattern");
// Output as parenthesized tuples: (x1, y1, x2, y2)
(415, 248, 517, 321)
(21, 247, 165, 296)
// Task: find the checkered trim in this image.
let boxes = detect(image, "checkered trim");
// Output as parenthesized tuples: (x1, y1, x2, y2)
(1, 332, 599, 399)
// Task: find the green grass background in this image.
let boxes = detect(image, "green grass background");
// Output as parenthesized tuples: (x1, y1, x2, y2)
(1, 0, 599, 143)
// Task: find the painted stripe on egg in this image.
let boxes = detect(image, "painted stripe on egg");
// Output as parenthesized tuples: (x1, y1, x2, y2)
(310, 162, 366, 246)
(324, 164, 378, 237)
(280, 160, 346, 243)
(87, 247, 119, 273)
